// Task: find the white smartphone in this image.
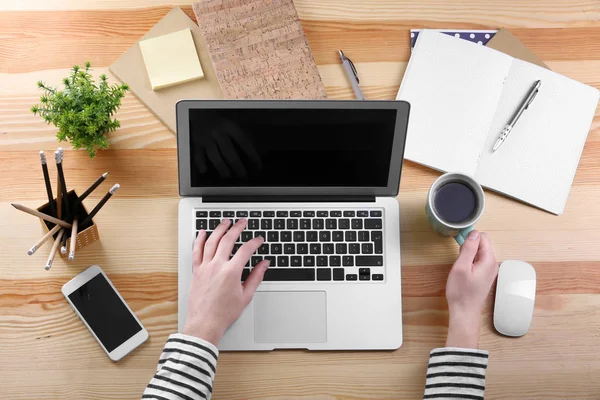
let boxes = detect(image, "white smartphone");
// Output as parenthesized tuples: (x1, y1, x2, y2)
(62, 265, 149, 361)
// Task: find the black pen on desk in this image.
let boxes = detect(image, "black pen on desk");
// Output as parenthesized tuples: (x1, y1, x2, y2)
(55, 148, 70, 220)
(339, 50, 365, 100)
(81, 184, 120, 228)
(73, 172, 108, 212)
(39, 151, 57, 217)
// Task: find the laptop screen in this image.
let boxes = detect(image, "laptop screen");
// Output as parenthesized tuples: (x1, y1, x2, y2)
(188, 108, 397, 188)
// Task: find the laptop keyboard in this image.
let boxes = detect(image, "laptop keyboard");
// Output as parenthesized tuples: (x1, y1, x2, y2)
(195, 209, 385, 282)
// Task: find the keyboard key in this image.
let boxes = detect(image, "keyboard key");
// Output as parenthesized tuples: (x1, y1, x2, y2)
(333, 268, 345, 281)
(317, 256, 328, 266)
(242, 232, 253, 242)
(261, 219, 273, 230)
(196, 211, 208, 218)
(258, 244, 269, 254)
(317, 211, 328, 217)
(359, 268, 370, 275)
(373, 274, 384, 281)
(271, 244, 282, 254)
(303, 211, 315, 217)
(297, 244, 308, 254)
(293, 231, 305, 242)
(303, 256, 315, 267)
(290, 211, 302, 217)
(372, 231, 383, 254)
(209, 211, 221, 217)
(359, 274, 370, 281)
(330, 256, 341, 266)
(317, 268, 331, 281)
(313, 219, 324, 230)
(352, 219, 363, 229)
(339, 219, 350, 229)
(343, 210, 355, 217)
(362, 243, 374, 254)
(223, 211, 235, 217)
(346, 274, 357, 281)
(264, 256, 277, 266)
(250, 211, 262, 217)
(356, 256, 383, 266)
(251, 256, 263, 266)
(284, 244, 295, 254)
(274, 219, 286, 230)
(263, 269, 315, 281)
(267, 232, 279, 242)
(365, 219, 383, 229)
(209, 219, 220, 229)
(206, 231, 212, 239)
(326, 219, 337, 229)
(277, 211, 289, 217)
(330, 211, 342, 217)
(358, 231, 370, 242)
(236, 211, 248, 217)
(319, 231, 331, 242)
(370, 211, 382, 217)
(307, 231, 318, 242)
(345, 231, 356, 242)
(357, 211, 368, 217)
(241, 269, 250, 281)
(232, 243, 242, 254)
(281, 231, 292, 242)
(255, 231, 266, 239)
(336, 243, 347, 254)
(291, 256, 302, 266)
(349, 243, 360, 254)
(264, 211, 275, 217)
(323, 243, 334, 254)
(196, 219, 207, 230)
(300, 219, 311, 229)
(287, 219, 299, 230)
(343, 256, 354, 266)
(332, 231, 344, 242)
(278, 256, 289, 267)
(248, 219, 260, 230)
(310, 244, 321, 254)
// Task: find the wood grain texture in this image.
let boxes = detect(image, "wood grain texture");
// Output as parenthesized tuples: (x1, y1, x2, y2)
(1, 0, 600, 399)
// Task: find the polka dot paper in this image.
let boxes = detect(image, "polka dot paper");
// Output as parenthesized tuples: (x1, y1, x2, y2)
(410, 29, 497, 50)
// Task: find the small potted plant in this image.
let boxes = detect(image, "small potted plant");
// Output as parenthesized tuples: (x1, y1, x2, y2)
(31, 62, 129, 158)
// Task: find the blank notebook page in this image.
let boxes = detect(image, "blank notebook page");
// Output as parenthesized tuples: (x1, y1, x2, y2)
(396, 30, 513, 175)
(476, 59, 600, 215)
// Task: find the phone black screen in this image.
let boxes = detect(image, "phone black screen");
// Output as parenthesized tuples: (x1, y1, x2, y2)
(68, 273, 142, 352)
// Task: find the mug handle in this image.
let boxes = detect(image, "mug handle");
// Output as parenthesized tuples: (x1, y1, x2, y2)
(454, 226, 474, 246)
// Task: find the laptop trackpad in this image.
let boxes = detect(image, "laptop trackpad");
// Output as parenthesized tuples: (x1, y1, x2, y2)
(254, 291, 327, 344)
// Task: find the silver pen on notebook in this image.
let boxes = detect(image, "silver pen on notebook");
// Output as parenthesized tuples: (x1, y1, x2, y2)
(339, 50, 365, 100)
(492, 80, 542, 153)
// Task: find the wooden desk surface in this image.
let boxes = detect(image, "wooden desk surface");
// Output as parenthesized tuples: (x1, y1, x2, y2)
(1, 1, 599, 399)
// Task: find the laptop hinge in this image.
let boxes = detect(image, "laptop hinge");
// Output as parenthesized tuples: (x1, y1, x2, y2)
(203, 195, 376, 203)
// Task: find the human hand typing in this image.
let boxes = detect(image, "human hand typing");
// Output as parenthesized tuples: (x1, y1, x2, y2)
(445, 230, 498, 349)
(182, 219, 269, 345)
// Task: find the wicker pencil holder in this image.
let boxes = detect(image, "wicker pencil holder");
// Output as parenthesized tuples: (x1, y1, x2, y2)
(37, 190, 100, 254)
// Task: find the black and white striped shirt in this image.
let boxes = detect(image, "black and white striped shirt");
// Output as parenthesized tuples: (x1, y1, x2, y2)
(143, 334, 489, 400)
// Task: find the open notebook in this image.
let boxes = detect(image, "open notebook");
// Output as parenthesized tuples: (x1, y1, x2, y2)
(397, 30, 599, 215)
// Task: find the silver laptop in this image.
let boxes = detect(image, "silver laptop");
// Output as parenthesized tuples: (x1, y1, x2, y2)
(177, 100, 409, 351)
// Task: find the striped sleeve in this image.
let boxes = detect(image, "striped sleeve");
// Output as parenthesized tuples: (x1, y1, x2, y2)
(423, 347, 489, 400)
(142, 333, 219, 400)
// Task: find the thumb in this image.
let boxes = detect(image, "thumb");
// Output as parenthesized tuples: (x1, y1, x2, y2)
(455, 230, 481, 269)
(242, 260, 269, 304)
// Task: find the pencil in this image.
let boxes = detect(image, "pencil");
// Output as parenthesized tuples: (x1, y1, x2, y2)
(11, 203, 72, 229)
(56, 173, 63, 220)
(27, 224, 61, 255)
(68, 218, 78, 261)
(81, 184, 120, 228)
(60, 233, 68, 255)
(40, 151, 57, 217)
(73, 172, 109, 212)
(45, 228, 64, 270)
(55, 148, 70, 220)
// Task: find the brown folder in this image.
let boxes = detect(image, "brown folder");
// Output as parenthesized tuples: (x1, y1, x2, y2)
(486, 28, 549, 70)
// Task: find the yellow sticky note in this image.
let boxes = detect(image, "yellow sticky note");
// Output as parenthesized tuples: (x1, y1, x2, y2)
(139, 28, 204, 90)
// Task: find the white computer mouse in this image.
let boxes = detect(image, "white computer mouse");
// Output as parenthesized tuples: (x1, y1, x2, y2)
(493, 260, 536, 337)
